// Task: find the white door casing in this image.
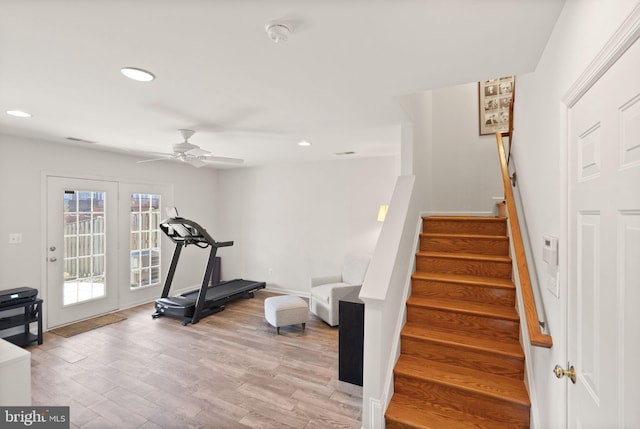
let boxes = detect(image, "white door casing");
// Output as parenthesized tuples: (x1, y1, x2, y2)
(566, 32, 640, 428)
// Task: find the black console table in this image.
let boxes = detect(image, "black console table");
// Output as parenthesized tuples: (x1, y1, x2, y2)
(338, 291, 364, 386)
(0, 298, 43, 347)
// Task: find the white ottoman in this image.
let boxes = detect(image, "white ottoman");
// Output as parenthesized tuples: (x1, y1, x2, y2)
(264, 295, 309, 334)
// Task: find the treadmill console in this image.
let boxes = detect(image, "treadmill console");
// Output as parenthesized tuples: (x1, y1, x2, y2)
(160, 217, 232, 248)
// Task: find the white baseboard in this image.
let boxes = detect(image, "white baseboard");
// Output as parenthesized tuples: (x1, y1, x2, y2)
(264, 285, 310, 299)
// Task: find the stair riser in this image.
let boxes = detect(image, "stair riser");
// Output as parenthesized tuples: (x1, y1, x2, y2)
(416, 255, 512, 279)
(400, 335, 525, 379)
(423, 219, 507, 236)
(393, 373, 530, 427)
(384, 421, 414, 429)
(411, 278, 516, 306)
(420, 235, 510, 256)
(406, 306, 520, 342)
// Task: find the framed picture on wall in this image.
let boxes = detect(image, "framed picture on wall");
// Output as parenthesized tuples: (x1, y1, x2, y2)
(478, 76, 514, 135)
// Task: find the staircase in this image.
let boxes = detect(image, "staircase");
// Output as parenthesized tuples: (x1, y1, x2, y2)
(385, 216, 530, 429)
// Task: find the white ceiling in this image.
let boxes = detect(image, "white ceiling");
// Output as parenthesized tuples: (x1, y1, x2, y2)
(0, 0, 565, 168)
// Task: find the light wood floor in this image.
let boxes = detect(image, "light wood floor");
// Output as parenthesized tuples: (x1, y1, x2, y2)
(28, 291, 362, 428)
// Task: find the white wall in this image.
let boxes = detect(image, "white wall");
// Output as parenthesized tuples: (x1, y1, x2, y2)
(399, 83, 503, 215)
(216, 156, 398, 295)
(0, 133, 397, 325)
(398, 91, 433, 213)
(513, 0, 639, 427)
(431, 83, 504, 214)
(0, 134, 218, 324)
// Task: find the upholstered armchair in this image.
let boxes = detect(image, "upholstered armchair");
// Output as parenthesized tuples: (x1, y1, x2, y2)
(309, 254, 371, 326)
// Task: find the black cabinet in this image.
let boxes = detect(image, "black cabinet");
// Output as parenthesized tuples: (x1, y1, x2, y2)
(338, 292, 364, 386)
(0, 298, 43, 347)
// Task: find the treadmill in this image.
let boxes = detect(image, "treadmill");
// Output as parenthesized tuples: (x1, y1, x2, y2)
(152, 211, 265, 325)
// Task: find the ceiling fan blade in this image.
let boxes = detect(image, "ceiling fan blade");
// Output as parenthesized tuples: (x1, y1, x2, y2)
(185, 147, 210, 157)
(205, 155, 244, 165)
(137, 156, 173, 164)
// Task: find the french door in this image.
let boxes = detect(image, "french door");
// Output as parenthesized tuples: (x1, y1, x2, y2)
(46, 177, 118, 328)
(118, 183, 172, 309)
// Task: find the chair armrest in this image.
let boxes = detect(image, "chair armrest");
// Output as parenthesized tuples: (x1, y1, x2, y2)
(311, 275, 342, 288)
(329, 284, 362, 304)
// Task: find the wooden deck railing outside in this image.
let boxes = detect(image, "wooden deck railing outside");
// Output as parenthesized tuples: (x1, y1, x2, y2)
(496, 132, 553, 348)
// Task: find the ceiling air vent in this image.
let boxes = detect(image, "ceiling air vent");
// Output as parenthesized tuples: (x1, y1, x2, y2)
(334, 151, 355, 156)
(66, 137, 96, 144)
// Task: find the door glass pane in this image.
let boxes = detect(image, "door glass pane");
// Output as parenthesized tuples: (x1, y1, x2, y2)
(63, 190, 107, 306)
(130, 193, 161, 289)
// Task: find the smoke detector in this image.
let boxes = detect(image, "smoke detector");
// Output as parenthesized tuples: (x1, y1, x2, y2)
(265, 21, 293, 43)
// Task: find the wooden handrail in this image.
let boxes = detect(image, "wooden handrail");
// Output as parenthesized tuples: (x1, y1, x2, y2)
(507, 82, 515, 164)
(496, 132, 553, 348)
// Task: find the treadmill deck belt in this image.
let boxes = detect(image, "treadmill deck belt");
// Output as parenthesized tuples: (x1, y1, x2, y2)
(181, 279, 264, 301)
(154, 279, 265, 321)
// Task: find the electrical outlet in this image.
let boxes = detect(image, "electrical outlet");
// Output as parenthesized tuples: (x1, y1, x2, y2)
(8, 233, 22, 244)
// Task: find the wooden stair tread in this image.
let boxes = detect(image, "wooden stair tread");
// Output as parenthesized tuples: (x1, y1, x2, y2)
(412, 272, 515, 289)
(421, 232, 508, 239)
(394, 354, 531, 407)
(407, 296, 519, 321)
(424, 216, 505, 222)
(417, 251, 511, 263)
(386, 393, 521, 429)
(401, 323, 524, 359)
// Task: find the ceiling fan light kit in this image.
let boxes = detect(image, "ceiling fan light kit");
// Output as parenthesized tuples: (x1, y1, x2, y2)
(265, 21, 293, 43)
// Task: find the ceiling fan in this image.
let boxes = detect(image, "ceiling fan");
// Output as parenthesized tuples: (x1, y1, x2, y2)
(137, 129, 244, 168)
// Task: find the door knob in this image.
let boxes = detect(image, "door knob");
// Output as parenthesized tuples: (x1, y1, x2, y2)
(49, 257, 57, 262)
(554, 364, 576, 384)
(49, 246, 56, 251)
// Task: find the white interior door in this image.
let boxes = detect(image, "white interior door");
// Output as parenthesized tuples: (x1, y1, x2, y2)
(567, 38, 640, 428)
(47, 177, 119, 328)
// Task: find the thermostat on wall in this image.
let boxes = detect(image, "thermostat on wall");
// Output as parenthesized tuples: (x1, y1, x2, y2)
(542, 235, 558, 266)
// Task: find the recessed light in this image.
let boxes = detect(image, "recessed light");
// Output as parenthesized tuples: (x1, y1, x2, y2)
(6, 110, 32, 118)
(298, 141, 311, 147)
(120, 67, 155, 82)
